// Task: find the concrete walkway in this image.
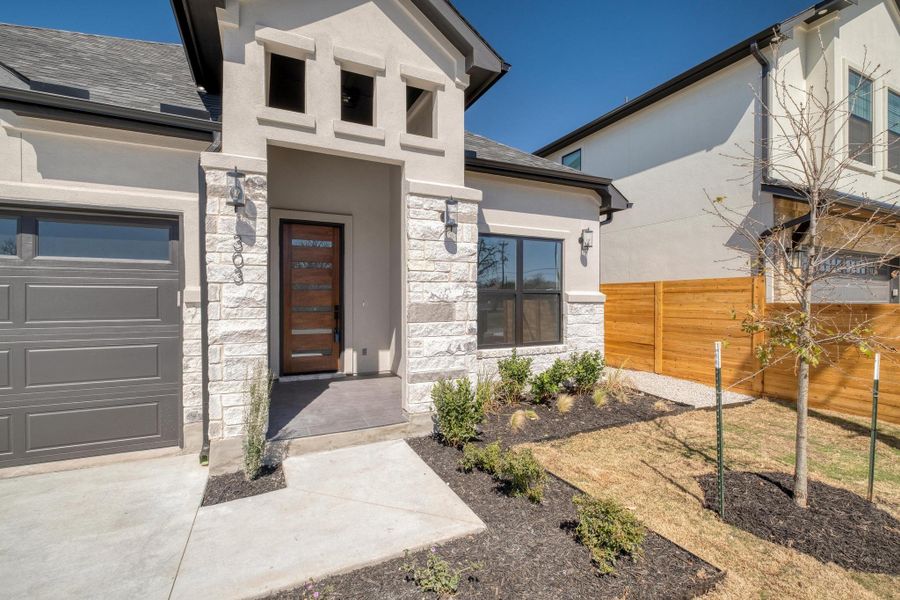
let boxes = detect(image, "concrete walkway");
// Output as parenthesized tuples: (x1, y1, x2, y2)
(623, 369, 758, 408)
(0, 453, 207, 600)
(170, 440, 483, 600)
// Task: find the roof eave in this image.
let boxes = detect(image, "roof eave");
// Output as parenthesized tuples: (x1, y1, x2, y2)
(0, 85, 220, 141)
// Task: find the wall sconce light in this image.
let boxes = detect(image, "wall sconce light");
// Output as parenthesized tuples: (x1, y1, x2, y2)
(226, 167, 246, 213)
(789, 244, 808, 270)
(444, 198, 458, 239)
(579, 227, 594, 253)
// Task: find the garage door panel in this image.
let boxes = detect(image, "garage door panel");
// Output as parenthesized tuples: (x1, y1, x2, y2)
(0, 284, 8, 322)
(25, 284, 167, 323)
(0, 415, 10, 455)
(25, 401, 162, 451)
(25, 344, 162, 387)
(0, 350, 8, 388)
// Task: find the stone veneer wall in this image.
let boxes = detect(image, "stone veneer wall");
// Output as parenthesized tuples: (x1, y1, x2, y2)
(405, 195, 479, 413)
(182, 301, 204, 427)
(203, 168, 270, 439)
(476, 301, 605, 374)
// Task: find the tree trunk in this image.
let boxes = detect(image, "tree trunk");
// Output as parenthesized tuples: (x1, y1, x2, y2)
(794, 357, 810, 507)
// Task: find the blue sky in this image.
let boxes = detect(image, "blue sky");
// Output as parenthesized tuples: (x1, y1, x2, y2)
(2, 0, 814, 151)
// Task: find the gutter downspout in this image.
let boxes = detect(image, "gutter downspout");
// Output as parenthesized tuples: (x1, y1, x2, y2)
(198, 131, 222, 466)
(750, 41, 772, 184)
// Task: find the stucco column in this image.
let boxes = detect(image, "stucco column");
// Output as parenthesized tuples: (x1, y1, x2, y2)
(404, 194, 479, 413)
(203, 165, 269, 439)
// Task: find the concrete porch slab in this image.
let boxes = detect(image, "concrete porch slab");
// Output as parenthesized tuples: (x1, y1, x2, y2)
(170, 439, 484, 600)
(0, 454, 207, 600)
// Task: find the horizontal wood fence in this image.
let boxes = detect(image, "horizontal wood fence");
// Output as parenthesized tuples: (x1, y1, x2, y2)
(603, 276, 900, 424)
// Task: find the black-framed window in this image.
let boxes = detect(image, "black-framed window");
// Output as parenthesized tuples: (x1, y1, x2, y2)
(341, 70, 375, 126)
(888, 89, 900, 175)
(477, 234, 562, 348)
(849, 69, 874, 165)
(562, 148, 582, 171)
(267, 53, 306, 113)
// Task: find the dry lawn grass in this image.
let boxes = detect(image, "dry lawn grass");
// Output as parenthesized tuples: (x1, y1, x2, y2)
(530, 399, 900, 599)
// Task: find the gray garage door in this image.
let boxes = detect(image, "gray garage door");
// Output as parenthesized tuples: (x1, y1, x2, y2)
(0, 208, 182, 467)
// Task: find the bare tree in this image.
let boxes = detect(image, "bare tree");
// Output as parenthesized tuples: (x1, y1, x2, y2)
(710, 33, 900, 508)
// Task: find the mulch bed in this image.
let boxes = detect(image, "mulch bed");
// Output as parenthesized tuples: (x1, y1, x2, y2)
(270, 433, 721, 600)
(698, 471, 900, 575)
(202, 464, 286, 507)
(479, 391, 688, 445)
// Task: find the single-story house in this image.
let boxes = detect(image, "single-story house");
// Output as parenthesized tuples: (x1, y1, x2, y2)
(0, 0, 628, 467)
(536, 0, 900, 304)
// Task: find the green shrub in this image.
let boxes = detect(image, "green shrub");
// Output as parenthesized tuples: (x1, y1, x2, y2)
(460, 441, 503, 474)
(573, 494, 646, 574)
(570, 351, 605, 394)
(497, 349, 533, 403)
(528, 370, 560, 403)
(403, 549, 481, 597)
(546, 357, 574, 389)
(432, 378, 483, 447)
(499, 448, 546, 503)
(243, 362, 274, 481)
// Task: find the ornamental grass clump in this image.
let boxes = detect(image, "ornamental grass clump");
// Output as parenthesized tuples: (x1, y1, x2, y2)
(556, 393, 575, 414)
(573, 494, 646, 574)
(570, 351, 605, 394)
(497, 349, 532, 404)
(508, 408, 539, 432)
(599, 366, 635, 403)
(432, 378, 483, 447)
(243, 362, 274, 481)
(475, 369, 501, 415)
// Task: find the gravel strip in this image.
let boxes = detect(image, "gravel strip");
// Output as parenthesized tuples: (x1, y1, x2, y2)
(621, 369, 756, 408)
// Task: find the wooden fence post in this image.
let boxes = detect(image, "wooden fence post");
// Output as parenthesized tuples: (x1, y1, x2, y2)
(654, 281, 664, 374)
(751, 275, 766, 394)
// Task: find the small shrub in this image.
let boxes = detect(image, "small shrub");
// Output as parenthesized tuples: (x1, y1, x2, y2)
(432, 378, 483, 447)
(475, 369, 501, 415)
(592, 388, 608, 408)
(508, 408, 539, 432)
(570, 351, 605, 394)
(573, 494, 646, 574)
(497, 349, 533, 403)
(556, 393, 575, 413)
(546, 358, 574, 390)
(243, 362, 274, 481)
(529, 370, 560, 403)
(460, 441, 503, 475)
(403, 548, 481, 597)
(499, 448, 546, 503)
(600, 367, 635, 403)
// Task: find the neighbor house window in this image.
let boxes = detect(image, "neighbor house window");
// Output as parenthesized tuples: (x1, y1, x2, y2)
(268, 53, 306, 113)
(889, 89, 900, 174)
(848, 70, 873, 165)
(341, 70, 374, 126)
(477, 234, 562, 348)
(562, 149, 582, 170)
(406, 85, 435, 137)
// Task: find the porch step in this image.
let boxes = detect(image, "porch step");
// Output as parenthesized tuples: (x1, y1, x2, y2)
(267, 413, 434, 459)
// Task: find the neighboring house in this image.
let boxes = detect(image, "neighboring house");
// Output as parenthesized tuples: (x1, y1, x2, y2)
(537, 0, 900, 304)
(0, 0, 627, 468)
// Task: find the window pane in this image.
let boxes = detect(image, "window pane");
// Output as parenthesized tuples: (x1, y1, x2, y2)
(406, 85, 435, 138)
(268, 54, 305, 113)
(849, 71, 872, 120)
(38, 220, 171, 260)
(562, 149, 581, 170)
(478, 236, 517, 290)
(850, 116, 874, 165)
(478, 295, 515, 346)
(0, 217, 16, 256)
(341, 70, 374, 126)
(889, 91, 900, 174)
(523, 239, 561, 291)
(523, 294, 560, 344)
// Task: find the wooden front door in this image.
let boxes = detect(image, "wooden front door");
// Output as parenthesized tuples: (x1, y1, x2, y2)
(281, 222, 342, 375)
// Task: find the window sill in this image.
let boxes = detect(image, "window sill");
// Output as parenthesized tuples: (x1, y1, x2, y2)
(477, 344, 568, 359)
(566, 291, 606, 304)
(846, 159, 877, 175)
(399, 132, 445, 155)
(883, 170, 900, 184)
(333, 120, 386, 144)
(257, 106, 317, 132)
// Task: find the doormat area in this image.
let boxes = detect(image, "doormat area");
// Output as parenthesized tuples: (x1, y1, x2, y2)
(202, 464, 286, 507)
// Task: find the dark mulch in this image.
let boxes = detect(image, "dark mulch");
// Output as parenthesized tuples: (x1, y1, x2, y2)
(202, 464, 286, 507)
(269, 437, 722, 600)
(479, 391, 688, 445)
(698, 471, 900, 574)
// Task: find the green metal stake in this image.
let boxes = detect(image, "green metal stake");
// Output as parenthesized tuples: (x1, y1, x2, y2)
(715, 341, 724, 519)
(867, 353, 881, 503)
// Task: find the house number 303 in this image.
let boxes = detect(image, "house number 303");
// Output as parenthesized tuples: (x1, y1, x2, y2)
(232, 233, 245, 285)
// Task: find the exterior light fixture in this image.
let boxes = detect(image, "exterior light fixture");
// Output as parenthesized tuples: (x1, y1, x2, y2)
(226, 167, 246, 213)
(444, 198, 458, 238)
(579, 227, 594, 252)
(789, 244, 808, 270)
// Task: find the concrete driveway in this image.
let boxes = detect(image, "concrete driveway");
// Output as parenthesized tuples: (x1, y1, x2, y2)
(0, 453, 207, 600)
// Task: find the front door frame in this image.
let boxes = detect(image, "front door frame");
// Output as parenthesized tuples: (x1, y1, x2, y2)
(269, 209, 355, 378)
